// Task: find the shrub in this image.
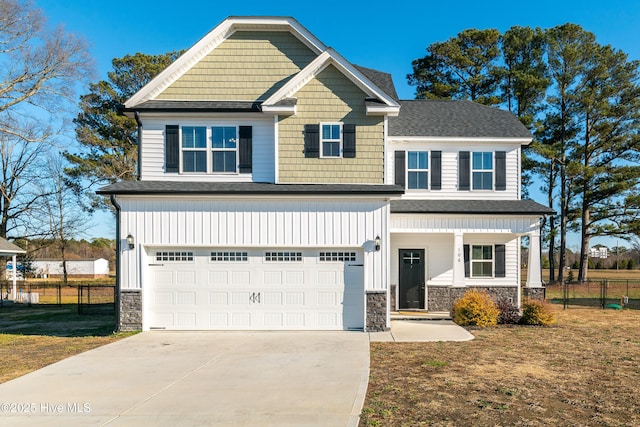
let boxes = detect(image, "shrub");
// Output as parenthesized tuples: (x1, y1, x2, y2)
(627, 258, 636, 270)
(496, 297, 521, 325)
(452, 290, 499, 327)
(520, 299, 556, 326)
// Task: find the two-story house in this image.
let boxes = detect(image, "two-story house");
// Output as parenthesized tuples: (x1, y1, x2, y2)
(98, 16, 553, 332)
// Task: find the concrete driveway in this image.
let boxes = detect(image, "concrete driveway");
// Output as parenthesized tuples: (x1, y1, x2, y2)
(0, 331, 369, 426)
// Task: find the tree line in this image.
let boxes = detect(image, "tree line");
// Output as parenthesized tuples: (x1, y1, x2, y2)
(408, 24, 640, 283)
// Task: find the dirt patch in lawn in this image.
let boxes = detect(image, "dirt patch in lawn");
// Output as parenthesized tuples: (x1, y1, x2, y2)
(361, 307, 640, 426)
(0, 304, 133, 384)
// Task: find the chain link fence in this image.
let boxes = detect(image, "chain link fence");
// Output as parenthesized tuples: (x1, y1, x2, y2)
(1, 281, 115, 314)
(546, 279, 640, 309)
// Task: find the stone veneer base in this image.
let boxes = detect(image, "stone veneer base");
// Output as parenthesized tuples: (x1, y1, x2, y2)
(119, 289, 142, 331)
(428, 286, 520, 312)
(366, 291, 389, 332)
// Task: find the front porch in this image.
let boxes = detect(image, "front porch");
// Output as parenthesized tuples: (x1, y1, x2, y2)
(388, 213, 544, 312)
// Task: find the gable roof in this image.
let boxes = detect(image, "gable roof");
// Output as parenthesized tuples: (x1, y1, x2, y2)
(354, 65, 399, 101)
(261, 49, 400, 116)
(125, 17, 327, 109)
(125, 17, 400, 117)
(388, 100, 532, 140)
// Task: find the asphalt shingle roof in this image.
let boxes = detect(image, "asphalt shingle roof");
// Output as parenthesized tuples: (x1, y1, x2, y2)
(98, 181, 405, 196)
(391, 199, 555, 215)
(123, 100, 262, 113)
(389, 100, 532, 139)
(354, 65, 399, 100)
(0, 237, 26, 254)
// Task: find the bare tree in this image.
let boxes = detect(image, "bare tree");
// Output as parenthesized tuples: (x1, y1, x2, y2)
(38, 154, 89, 285)
(0, 0, 92, 239)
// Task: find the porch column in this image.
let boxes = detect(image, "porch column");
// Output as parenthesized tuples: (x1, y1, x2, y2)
(452, 231, 465, 287)
(11, 254, 17, 300)
(526, 226, 542, 288)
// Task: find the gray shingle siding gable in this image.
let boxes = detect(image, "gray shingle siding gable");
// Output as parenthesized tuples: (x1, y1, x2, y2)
(388, 100, 532, 139)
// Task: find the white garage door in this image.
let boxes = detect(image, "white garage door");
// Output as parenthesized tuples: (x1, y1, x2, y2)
(146, 248, 364, 330)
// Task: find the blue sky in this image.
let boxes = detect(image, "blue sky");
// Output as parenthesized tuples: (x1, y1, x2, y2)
(36, 0, 640, 247)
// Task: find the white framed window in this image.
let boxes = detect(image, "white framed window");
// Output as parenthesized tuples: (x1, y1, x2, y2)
(407, 151, 429, 189)
(212, 126, 238, 173)
(181, 127, 207, 173)
(472, 152, 493, 190)
(210, 251, 248, 262)
(320, 123, 342, 158)
(471, 245, 493, 277)
(319, 252, 356, 262)
(265, 252, 303, 262)
(155, 251, 194, 262)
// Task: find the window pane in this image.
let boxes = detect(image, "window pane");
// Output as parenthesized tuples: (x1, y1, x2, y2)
(212, 127, 237, 148)
(473, 171, 493, 190)
(483, 246, 493, 260)
(212, 151, 236, 172)
(183, 151, 206, 172)
(408, 151, 428, 169)
(483, 152, 493, 169)
(408, 171, 428, 189)
(322, 124, 340, 140)
(472, 261, 493, 277)
(182, 127, 206, 148)
(473, 152, 493, 170)
(472, 152, 483, 169)
(472, 246, 483, 260)
(323, 141, 340, 157)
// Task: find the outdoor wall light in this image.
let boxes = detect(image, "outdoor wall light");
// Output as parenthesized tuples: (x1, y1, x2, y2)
(126, 234, 135, 250)
(374, 235, 381, 252)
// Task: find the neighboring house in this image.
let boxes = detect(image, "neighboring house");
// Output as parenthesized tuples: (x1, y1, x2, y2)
(590, 247, 609, 259)
(98, 16, 553, 332)
(32, 259, 110, 278)
(6, 259, 110, 279)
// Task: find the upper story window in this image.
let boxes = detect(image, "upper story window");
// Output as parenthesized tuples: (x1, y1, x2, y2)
(459, 150, 505, 191)
(321, 123, 342, 157)
(394, 150, 441, 190)
(212, 126, 238, 173)
(407, 151, 429, 189)
(472, 152, 493, 190)
(182, 127, 207, 173)
(165, 124, 252, 175)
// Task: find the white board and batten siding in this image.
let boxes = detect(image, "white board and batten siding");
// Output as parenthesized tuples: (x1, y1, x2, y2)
(138, 115, 275, 183)
(386, 141, 520, 200)
(119, 197, 387, 331)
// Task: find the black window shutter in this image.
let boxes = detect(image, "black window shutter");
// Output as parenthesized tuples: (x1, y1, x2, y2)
(394, 151, 405, 187)
(495, 151, 506, 191)
(304, 124, 319, 158)
(431, 150, 441, 190)
(238, 126, 252, 173)
(343, 124, 356, 158)
(495, 244, 506, 277)
(464, 244, 470, 278)
(165, 125, 179, 173)
(459, 151, 470, 190)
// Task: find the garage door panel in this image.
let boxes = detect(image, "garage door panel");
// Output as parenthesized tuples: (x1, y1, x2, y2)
(147, 248, 364, 331)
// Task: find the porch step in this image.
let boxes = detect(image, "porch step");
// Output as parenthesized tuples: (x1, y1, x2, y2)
(391, 311, 451, 321)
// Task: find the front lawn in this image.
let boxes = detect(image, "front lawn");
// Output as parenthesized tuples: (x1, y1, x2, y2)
(0, 304, 132, 384)
(361, 306, 640, 426)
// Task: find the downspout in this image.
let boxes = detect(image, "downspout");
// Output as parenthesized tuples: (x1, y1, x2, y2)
(134, 111, 142, 180)
(110, 194, 122, 331)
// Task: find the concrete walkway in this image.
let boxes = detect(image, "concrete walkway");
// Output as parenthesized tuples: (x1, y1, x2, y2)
(0, 331, 369, 427)
(369, 320, 475, 342)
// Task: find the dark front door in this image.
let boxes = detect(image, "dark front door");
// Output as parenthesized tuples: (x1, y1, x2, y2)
(399, 249, 425, 309)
